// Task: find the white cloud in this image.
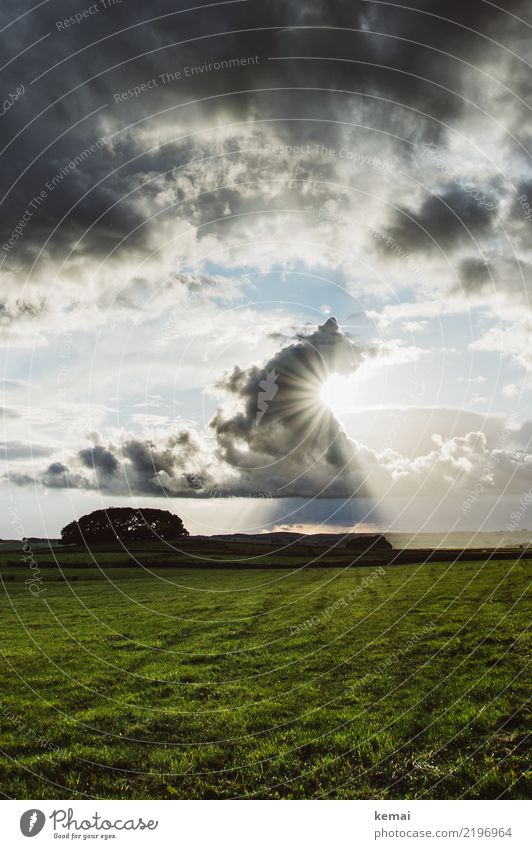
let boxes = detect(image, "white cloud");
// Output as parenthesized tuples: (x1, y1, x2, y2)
(471, 319, 532, 371)
(502, 383, 519, 398)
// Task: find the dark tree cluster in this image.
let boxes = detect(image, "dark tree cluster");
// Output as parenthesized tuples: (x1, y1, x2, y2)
(61, 507, 189, 545)
(346, 534, 392, 552)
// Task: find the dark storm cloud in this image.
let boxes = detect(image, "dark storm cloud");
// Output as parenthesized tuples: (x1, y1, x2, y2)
(454, 257, 532, 305)
(0, 0, 525, 273)
(382, 184, 497, 255)
(210, 316, 370, 497)
(7, 0, 519, 118)
(47, 462, 68, 475)
(455, 257, 493, 294)
(122, 438, 175, 480)
(41, 461, 88, 489)
(120, 430, 205, 494)
(78, 444, 119, 474)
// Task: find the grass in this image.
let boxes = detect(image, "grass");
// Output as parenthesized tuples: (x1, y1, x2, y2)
(0, 549, 530, 799)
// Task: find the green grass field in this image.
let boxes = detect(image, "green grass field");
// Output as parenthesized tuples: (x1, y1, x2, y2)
(0, 552, 529, 799)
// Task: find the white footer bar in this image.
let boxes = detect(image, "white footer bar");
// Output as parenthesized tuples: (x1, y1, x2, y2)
(3, 799, 529, 848)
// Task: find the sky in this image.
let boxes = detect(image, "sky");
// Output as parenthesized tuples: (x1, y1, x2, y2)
(1, 0, 532, 537)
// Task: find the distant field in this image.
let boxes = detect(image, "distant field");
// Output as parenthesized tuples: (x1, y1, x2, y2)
(0, 553, 529, 799)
